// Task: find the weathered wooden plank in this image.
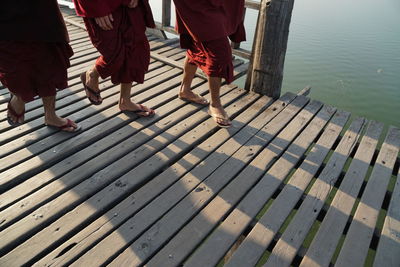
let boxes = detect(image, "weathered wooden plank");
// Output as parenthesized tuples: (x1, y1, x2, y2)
(70, 46, 99, 60)
(69, 94, 296, 267)
(264, 117, 367, 267)
(0, 75, 200, 215)
(245, 0, 261, 10)
(0, 77, 202, 214)
(300, 120, 384, 267)
(106, 96, 310, 266)
(374, 168, 400, 267)
(227, 109, 350, 267)
(335, 126, 400, 267)
(0, 58, 245, 204)
(0, 68, 181, 190)
(150, 102, 330, 267)
(67, 31, 89, 40)
(0, 60, 163, 153)
(155, 43, 183, 56)
(49, 89, 253, 267)
(0, 87, 247, 265)
(35, 94, 275, 267)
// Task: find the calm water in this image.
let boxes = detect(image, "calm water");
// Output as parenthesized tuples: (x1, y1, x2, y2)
(149, 0, 400, 127)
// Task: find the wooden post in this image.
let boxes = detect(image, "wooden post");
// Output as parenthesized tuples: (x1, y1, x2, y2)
(245, 0, 295, 99)
(162, 0, 172, 27)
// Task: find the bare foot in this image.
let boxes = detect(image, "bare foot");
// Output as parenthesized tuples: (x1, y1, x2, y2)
(209, 104, 231, 128)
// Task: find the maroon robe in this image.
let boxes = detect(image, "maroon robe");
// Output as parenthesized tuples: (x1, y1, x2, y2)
(173, 0, 246, 83)
(73, 0, 155, 84)
(0, 0, 73, 102)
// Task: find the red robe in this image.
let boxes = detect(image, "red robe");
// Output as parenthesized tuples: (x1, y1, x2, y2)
(173, 0, 246, 83)
(174, 0, 246, 44)
(73, 0, 155, 84)
(0, 0, 73, 102)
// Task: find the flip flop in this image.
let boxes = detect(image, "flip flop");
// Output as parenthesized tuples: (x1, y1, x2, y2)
(178, 92, 209, 105)
(80, 73, 102, 105)
(46, 119, 81, 132)
(121, 104, 155, 118)
(208, 107, 232, 128)
(7, 94, 25, 126)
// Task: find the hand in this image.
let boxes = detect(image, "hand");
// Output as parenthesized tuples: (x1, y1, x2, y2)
(94, 14, 114, 30)
(128, 0, 139, 8)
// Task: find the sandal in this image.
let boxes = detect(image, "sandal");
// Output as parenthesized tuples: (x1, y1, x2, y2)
(208, 106, 232, 128)
(178, 92, 209, 105)
(80, 72, 102, 105)
(46, 119, 81, 132)
(121, 104, 155, 118)
(7, 94, 25, 126)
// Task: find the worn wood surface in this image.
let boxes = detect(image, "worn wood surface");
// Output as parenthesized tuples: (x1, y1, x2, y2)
(374, 168, 400, 267)
(0, 11, 399, 267)
(301, 121, 384, 267)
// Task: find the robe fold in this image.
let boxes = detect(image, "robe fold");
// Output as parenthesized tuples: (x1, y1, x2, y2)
(73, 0, 155, 84)
(173, 0, 246, 83)
(0, 0, 73, 102)
(174, 0, 246, 43)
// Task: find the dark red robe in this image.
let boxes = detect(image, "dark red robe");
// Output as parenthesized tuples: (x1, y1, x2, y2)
(0, 0, 73, 102)
(73, 0, 155, 84)
(173, 0, 246, 83)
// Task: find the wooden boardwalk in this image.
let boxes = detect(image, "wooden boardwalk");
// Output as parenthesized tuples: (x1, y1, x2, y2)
(0, 14, 399, 267)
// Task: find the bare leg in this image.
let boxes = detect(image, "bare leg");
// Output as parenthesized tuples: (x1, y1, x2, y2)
(119, 83, 154, 116)
(178, 56, 208, 105)
(84, 66, 102, 103)
(8, 93, 25, 124)
(43, 95, 78, 131)
(208, 76, 231, 127)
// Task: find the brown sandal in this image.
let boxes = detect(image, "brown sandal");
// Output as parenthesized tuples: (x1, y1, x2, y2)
(7, 95, 25, 126)
(80, 73, 102, 105)
(46, 119, 81, 132)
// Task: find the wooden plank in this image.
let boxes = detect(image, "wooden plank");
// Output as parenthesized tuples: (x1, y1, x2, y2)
(227, 109, 351, 267)
(374, 168, 400, 267)
(150, 102, 331, 267)
(0, 68, 181, 190)
(155, 43, 182, 56)
(0, 77, 202, 214)
(0, 75, 201, 216)
(0, 87, 248, 265)
(335, 126, 400, 267)
(300, 120, 384, 267)
(106, 96, 310, 266)
(245, 0, 261, 10)
(35, 94, 275, 267)
(264, 117, 367, 267)
(71, 94, 296, 267)
(0, 58, 245, 204)
(46, 89, 252, 267)
(0, 60, 163, 153)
